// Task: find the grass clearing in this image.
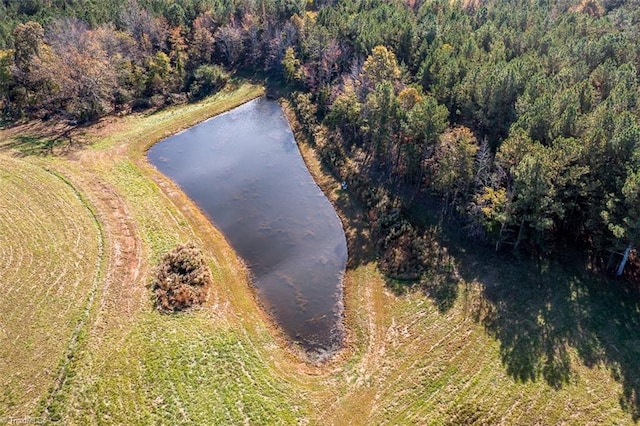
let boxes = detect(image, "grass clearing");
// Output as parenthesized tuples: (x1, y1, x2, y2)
(0, 84, 638, 424)
(0, 154, 102, 418)
(67, 313, 305, 424)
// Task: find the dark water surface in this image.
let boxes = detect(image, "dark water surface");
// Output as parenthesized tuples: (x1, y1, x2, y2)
(148, 98, 347, 360)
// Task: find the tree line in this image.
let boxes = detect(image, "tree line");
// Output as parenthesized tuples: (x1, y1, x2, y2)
(290, 0, 640, 279)
(0, 0, 311, 121)
(1, 0, 638, 278)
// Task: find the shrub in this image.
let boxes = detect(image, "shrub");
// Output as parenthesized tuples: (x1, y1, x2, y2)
(152, 242, 212, 312)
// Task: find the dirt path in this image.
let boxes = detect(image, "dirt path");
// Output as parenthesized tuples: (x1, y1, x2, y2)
(56, 158, 146, 343)
(0, 117, 148, 359)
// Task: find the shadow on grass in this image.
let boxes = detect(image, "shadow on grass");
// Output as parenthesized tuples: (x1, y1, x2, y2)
(396, 191, 640, 418)
(291, 111, 639, 418)
(381, 215, 460, 313)
(421, 271, 459, 312)
(4, 134, 71, 156)
(333, 189, 378, 270)
(457, 249, 640, 420)
(0, 119, 84, 156)
(386, 270, 460, 313)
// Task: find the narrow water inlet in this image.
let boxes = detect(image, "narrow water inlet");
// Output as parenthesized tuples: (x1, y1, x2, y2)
(147, 97, 347, 361)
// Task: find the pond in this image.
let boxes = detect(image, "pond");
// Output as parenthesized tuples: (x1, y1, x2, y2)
(148, 97, 347, 361)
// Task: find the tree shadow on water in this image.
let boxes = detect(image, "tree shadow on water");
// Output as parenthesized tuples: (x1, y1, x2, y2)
(462, 255, 640, 420)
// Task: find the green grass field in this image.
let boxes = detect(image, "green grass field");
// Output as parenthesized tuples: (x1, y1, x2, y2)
(0, 155, 102, 419)
(0, 82, 638, 424)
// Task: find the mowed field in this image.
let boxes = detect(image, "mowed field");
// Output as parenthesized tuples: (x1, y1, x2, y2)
(0, 82, 638, 424)
(0, 155, 102, 418)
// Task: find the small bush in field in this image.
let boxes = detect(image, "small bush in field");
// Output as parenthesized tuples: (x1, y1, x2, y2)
(152, 242, 212, 312)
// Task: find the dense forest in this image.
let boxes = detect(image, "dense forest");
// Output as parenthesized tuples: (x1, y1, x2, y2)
(1, 0, 639, 281)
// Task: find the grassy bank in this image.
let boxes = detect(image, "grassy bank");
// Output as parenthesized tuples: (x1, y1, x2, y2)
(0, 83, 637, 424)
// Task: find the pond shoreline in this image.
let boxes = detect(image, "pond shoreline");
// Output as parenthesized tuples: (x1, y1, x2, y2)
(279, 99, 376, 364)
(126, 86, 312, 363)
(144, 93, 349, 364)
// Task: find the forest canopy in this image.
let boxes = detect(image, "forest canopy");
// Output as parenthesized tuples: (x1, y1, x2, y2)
(1, 0, 639, 277)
